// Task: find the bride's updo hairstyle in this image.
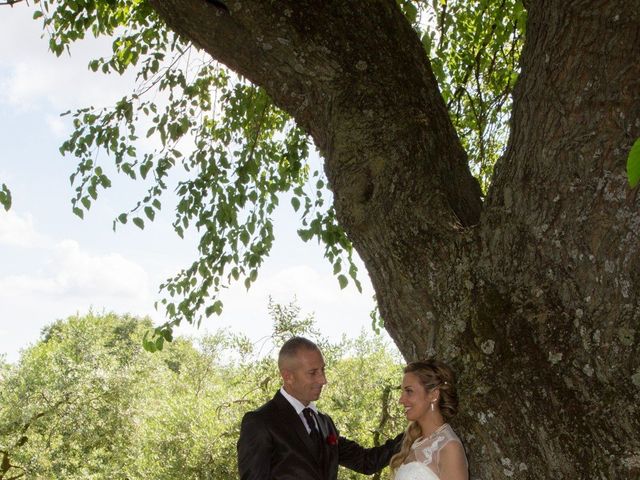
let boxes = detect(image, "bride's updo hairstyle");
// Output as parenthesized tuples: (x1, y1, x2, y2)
(389, 359, 459, 471)
(407, 359, 458, 419)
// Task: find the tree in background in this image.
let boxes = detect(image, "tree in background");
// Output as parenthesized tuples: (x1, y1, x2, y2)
(0, 313, 157, 479)
(0, 307, 404, 479)
(2, 0, 639, 476)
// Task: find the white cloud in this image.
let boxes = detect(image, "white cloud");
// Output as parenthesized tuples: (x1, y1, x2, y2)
(0, 221, 156, 362)
(52, 239, 150, 298)
(46, 114, 68, 137)
(0, 4, 134, 112)
(1, 61, 50, 111)
(0, 210, 46, 248)
(0, 239, 149, 299)
(0, 275, 58, 296)
(0, 211, 152, 324)
(0, 5, 49, 65)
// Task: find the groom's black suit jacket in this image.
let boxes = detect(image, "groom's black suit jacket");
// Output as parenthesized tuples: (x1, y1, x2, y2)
(237, 391, 402, 480)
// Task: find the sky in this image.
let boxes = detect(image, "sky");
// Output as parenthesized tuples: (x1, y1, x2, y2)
(0, 3, 392, 363)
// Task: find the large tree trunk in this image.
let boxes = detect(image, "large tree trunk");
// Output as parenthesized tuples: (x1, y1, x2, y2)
(148, 0, 640, 477)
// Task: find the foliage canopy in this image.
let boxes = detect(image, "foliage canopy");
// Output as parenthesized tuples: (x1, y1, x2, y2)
(18, 0, 525, 339)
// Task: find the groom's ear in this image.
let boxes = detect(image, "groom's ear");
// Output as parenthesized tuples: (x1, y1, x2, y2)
(279, 356, 298, 385)
(281, 368, 292, 384)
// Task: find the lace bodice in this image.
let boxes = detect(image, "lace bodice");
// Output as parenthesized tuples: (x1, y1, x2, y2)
(394, 424, 467, 480)
(395, 461, 440, 480)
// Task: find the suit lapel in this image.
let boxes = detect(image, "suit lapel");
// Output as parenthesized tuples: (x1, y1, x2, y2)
(316, 413, 330, 442)
(273, 392, 322, 462)
(316, 411, 339, 479)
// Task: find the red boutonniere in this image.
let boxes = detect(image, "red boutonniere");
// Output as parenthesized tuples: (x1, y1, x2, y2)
(326, 433, 338, 446)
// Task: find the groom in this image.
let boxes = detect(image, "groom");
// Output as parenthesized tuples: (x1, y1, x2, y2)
(237, 336, 403, 479)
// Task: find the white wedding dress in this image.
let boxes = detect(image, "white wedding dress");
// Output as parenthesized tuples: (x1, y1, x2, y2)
(394, 424, 466, 480)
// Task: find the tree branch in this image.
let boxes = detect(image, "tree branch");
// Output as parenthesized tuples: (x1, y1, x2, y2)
(147, 0, 483, 232)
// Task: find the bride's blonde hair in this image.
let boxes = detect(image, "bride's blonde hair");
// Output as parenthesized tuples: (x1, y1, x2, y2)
(389, 359, 458, 472)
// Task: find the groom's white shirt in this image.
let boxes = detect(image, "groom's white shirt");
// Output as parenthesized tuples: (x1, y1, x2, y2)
(280, 386, 319, 434)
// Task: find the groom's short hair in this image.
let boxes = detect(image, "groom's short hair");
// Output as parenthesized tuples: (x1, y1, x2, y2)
(278, 336, 320, 371)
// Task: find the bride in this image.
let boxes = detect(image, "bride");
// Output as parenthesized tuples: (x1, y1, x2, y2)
(390, 360, 468, 480)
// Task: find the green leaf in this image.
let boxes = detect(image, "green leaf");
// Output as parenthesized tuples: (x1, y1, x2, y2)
(337, 274, 348, 290)
(132, 217, 145, 229)
(332, 259, 342, 275)
(205, 300, 223, 317)
(398, 0, 418, 24)
(291, 196, 301, 212)
(369, 302, 383, 335)
(142, 331, 157, 352)
(160, 328, 173, 342)
(0, 183, 12, 211)
(144, 206, 155, 221)
(626, 137, 640, 188)
(231, 267, 240, 280)
(298, 228, 313, 242)
(140, 161, 152, 180)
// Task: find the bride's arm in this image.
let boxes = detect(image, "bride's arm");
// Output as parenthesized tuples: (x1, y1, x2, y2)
(438, 441, 469, 480)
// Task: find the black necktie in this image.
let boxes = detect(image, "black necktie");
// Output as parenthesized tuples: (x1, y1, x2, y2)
(302, 407, 322, 449)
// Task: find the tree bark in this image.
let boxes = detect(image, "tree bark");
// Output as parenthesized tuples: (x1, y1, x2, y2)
(148, 0, 640, 477)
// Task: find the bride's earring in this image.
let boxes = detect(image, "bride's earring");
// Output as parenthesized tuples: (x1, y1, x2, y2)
(430, 402, 435, 412)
